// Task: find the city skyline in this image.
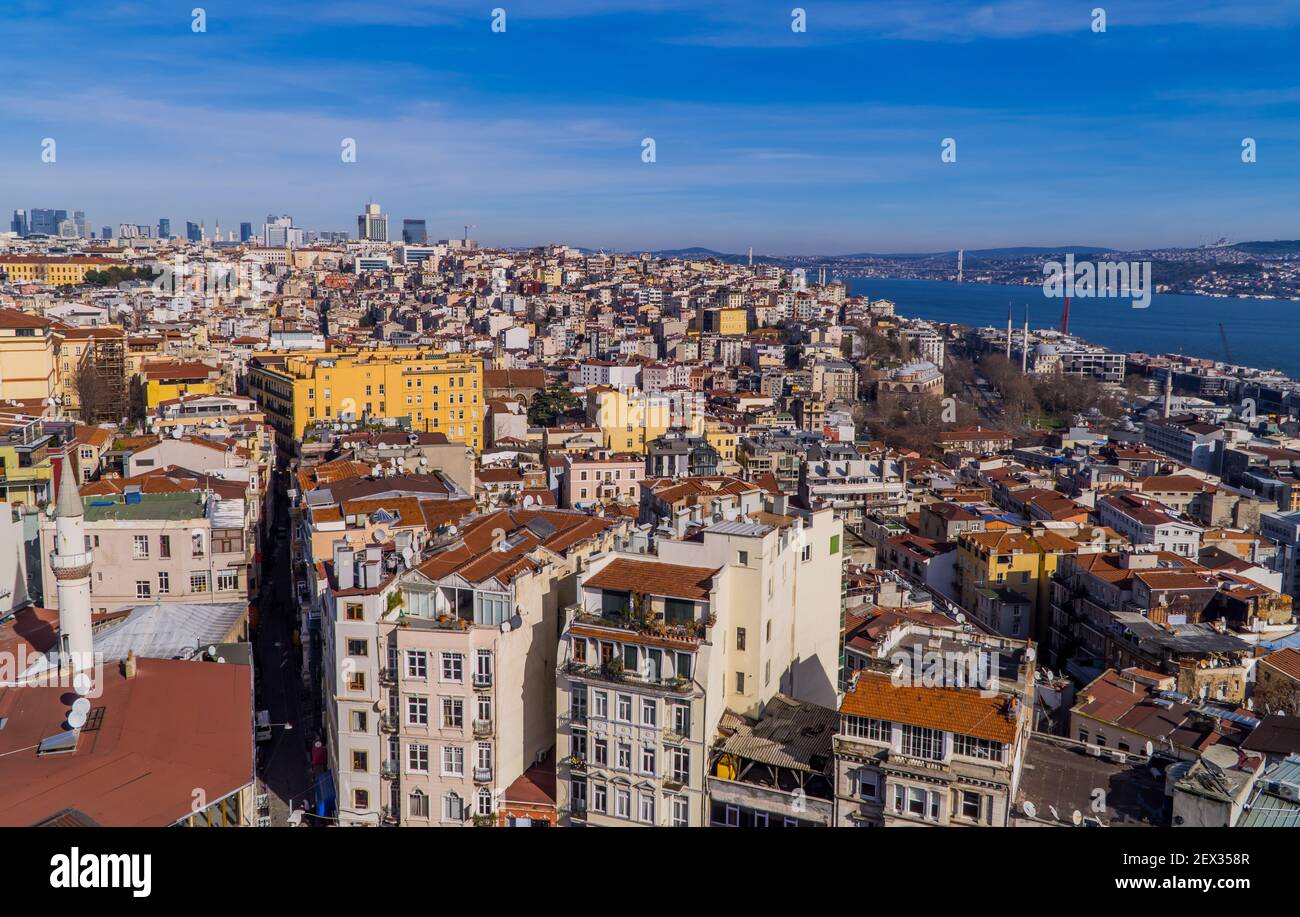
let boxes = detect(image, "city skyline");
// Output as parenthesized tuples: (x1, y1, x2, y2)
(5, 1, 1300, 253)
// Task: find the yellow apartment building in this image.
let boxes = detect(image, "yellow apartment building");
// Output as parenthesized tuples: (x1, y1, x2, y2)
(696, 306, 748, 336)
(140, 360, 223, 411)
(588, 387, 705, 454)
(0, 255, 119, 285)
(247, 347, 484, 454)
(956, 529, 1078, 641)
(0, 308, 57, 403)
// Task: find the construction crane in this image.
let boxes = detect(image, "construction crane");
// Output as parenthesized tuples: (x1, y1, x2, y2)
(1218, 322, 1234, 364)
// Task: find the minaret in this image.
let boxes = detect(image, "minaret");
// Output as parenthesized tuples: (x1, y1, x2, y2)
(1021, 305, 1030, 374)
(1005, 302, 1012, 360)
(50, 453, 94, 673)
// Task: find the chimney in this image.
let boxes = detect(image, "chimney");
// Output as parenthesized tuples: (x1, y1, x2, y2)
(122, 649, 138, 679)
(335, 544, 355, 590)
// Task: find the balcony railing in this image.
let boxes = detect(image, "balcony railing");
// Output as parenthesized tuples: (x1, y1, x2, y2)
(473, 766, 493, 783)
(381, 760, 400, 779)
(472, 718, 493, 737)
(473, 672, 493, 689)
(561, 660, 694, 694)
(378, 668, 397, 686)
(380, 713, 398, 733)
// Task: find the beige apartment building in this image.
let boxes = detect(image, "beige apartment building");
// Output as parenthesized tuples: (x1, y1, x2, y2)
(38, 488, 253, 612)
(320, 508, 623, 826)
(554, 503, 844, 826)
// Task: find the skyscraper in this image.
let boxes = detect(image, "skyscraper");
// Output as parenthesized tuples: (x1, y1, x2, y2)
(402, 219, 428, 244)
(159, 218, 171, 239)
(239, 222, 253, 243)
(357, 202, 388, 242)
(186, 221, 201, 243)
(29, 209, 66, 236)
(10, 210, 27, 236)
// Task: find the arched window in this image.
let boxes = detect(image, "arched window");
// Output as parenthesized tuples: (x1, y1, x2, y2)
(477, 787, 493, 816)
(409, 789, 428, 819)
(444, 791, 463, 822)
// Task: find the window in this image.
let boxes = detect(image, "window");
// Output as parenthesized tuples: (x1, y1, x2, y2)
(407, 743, 429, 773)
(135, 580, 151, 600)
(407, 696, 429, 726)
(671, 703, 691, 738)
(639, 791, 655, 824)
(736, 627, 746, 651)
(441, 652, 463, 682)
(217, 569, 238, 592)
(593, 739, 608, 767)
(856, 769, 880, 801)
(157, 571, 170, 594)
(192, 531, 204, 557)
(640, 698, 657, 728)
(477, 787, 493, 817)
(737, 550, 749, 565)
(615, 788, 631, 819)
(190, 571, 209, 593)
(352, 750, 368, 772)
(960, 790, 982, 822)
(409, 790, 429, 818)
(900, 725, 943, 761)
(442, 697, 464, 729)
(346, 603, 364, 621)
(671, 747, 690, 784)
(406, 650, 428, 679)
(442, 745, 464, 776)
(346, 638, 368, 657)
(723, 804, 740, 827)
(133, 535, 149, 559)
(953, 734, 1006, 762)
(801, 544, 812, 562)
(617, 743, 631, 771)
(616, 693, 632, 722)
(735, 671, 745, 693)
(444, 793, 464, 822)
(351, 710, 368, 732)
(640, 746, 656, 776)
(844, 715, 891, 742)
(671, 796, 689, 827)
(353, 789, 369, 810)
(592, 782, 607, 814)
(348, 671, 366, 691)
(592, 690, 608, 719)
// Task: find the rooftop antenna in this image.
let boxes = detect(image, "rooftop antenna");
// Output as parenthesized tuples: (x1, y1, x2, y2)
(463, 224, 477, 243)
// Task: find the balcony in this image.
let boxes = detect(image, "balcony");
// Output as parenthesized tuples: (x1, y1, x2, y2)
(473, 766, 493, 784)
(381, 806, 399, 826)
(662, 725, 691, 744)
(472, 718, 493, 737)
(381, 760, 400, 779)
(378, 668, 396, 686)
(561, 660, 695, 695)
(473, 672, 493, 690)
(380, 713, 399, 733)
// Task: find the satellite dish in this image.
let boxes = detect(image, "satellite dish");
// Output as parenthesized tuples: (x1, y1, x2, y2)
(1048, 806, 1060, 822)
(71, 697, 91, 717)
(1022, 801, 1037, 819)
(1071, 810, 1083, 827)
(73, 672, 92, 696)
(208, 645, 217, 656)
(373, 528, 387, 543)
(955, 612, 966, 624)
(68, 708, 87, 729)
(1144, 740, 1154, 757)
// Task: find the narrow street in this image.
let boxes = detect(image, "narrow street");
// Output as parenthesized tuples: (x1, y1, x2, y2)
(255, 470, 313, 826)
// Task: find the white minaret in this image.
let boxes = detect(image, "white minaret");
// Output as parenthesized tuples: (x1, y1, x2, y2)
(50, 453, 94, 672)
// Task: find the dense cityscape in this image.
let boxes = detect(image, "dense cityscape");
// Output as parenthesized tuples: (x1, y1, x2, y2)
(1, 203, 1299, 841)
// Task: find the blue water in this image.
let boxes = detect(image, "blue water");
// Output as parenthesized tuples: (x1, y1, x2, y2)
(841, 277, 1299, 379)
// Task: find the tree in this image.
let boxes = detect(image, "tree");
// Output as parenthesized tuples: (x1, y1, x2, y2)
(527, 383, 581, 427)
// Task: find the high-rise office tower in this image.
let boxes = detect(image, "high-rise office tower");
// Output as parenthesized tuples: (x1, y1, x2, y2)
(263, 215, 304, 247)
(10, 209, 27, 236)
(101, 226, 112, 240)
(239, 222, 253, 243)
(73, 211, 88, 238)
(159, 218, 171, 239)
(186, 221, 201, 242)
(402, 219, 428, 244)
(357, 202, 388, 242)
(29, 209, 67, 235)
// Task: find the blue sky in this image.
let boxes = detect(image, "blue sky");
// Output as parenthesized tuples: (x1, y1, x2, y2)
(4, 0, 1300, 253)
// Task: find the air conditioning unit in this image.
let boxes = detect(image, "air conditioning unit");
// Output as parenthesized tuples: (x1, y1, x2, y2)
(1085, 744, 1102, 757)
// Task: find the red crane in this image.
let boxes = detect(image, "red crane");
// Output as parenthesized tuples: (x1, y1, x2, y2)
(1060, 295, 1070, 336)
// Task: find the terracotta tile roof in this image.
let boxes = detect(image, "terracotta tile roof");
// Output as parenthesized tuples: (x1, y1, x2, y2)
(840, 670, 1018, 743)
(1261, 648, 1300, 681)
(584, 557, 718, 601)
